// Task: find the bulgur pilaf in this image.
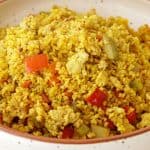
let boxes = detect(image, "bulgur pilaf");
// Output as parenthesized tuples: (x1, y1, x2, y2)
(0, 6, 150, 139)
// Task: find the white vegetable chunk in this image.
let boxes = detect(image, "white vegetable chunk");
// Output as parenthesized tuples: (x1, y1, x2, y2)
(66, 51, 89, 74)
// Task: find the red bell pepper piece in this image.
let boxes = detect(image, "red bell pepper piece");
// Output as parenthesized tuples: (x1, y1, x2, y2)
(86, 88, 107, 108)
(62, 124, 74, 139)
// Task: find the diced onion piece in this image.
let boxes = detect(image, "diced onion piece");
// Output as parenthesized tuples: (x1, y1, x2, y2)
(91, 125, 110, 138)
(103, 34, 118, 60)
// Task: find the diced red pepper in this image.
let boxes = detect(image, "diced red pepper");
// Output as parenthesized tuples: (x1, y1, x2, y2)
(0, 114, 3, 124)
(127, 111, 137, 124)
(86, 88, 107, 108)
(123, 106, 137, 124)
(25, 54, 49, 73)
(106, 119, 116, 130)
(22, 80, 32, 88)
(62, 124, 74, 139)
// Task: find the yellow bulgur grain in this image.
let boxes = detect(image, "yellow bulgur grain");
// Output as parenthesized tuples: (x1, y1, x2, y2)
(0, 6, 149, 139)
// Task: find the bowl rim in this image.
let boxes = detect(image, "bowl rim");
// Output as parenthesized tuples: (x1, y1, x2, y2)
(0, 0, 6, 3)
(0, 124, 150, 144)
(0, 0, 150, 145)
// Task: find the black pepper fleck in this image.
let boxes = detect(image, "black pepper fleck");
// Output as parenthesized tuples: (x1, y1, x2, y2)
(18, 141, 21, 144)
(121, 140, 125, 144)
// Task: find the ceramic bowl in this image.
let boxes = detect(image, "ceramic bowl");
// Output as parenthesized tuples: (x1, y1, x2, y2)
(0, 0, 150, 150)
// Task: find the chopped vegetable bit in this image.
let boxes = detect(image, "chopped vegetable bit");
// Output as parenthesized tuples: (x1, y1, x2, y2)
(25, 54, 49, 72)
(123, 106, 137, 124)
(76, 124, 90, 136)
(22, 80, 32, 88)
(127, 111, 137, 125)
(66, 51, 89, 74)
(103, 34, 118, 60)
(86, 88, 107, 108)
(62, 124, 74, 139)
(91, 125, 110, 138)
(0, 114, 3, 124)
(129, 79, 143, 91)
(106, 119, 116, 130)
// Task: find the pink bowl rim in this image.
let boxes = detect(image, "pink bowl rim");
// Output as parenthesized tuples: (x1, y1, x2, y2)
(0, 0, 6, 3)
(0, 124, 149, 144)
(0, 0, 150, 144)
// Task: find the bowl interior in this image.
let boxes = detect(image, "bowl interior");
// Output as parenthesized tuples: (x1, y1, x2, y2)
(0, 0, 150, 144)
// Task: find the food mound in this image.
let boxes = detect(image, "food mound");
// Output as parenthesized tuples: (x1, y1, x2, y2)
(0, 6, 149, 139)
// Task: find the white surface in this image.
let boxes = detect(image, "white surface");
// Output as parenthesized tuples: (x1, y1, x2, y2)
(0, 0, 150, 150)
